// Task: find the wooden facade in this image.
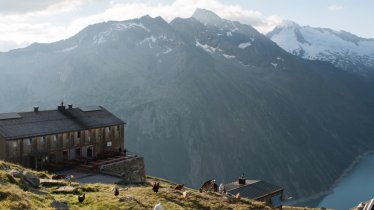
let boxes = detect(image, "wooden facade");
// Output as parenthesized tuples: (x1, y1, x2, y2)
(0, 105, 125, 170)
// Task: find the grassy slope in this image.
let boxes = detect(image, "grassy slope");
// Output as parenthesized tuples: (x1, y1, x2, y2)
(0, 161, 326, 210)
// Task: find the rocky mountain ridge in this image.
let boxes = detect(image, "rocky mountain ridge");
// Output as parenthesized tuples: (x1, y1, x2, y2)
(267, 20, 374, 75)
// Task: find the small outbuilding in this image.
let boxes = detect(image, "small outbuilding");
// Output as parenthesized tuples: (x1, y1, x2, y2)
(224, 176, 284, 209)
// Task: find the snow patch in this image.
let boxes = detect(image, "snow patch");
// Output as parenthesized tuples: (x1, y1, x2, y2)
(114, 22, 150, 32)
(158, 35, 171, 41)
(163, 46, 173, 54)
(195, 41, 217, 53)
(223, 54, 235, 59)
(238, 42, 252, 49)
(226, 32, 232, 37)
(93, 22, 150, 45)
(139, 36, 157, 48)
(231, 22, 239, 32)
(238, 60, 250, 67)
(271, 63, 278, 68)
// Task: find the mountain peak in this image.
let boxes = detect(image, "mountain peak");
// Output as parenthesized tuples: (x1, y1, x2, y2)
(192, 8, 222, 25)
(268, 19, 374, 73)
(279, 20, 300, 28)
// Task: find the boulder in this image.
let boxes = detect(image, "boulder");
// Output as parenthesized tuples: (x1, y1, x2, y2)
(53, 186, 77, 194)
(8, 169, 22, 178)
(0, 163, 10, 170)
(40, 179, 67, 187)
(21, 171, 40, 188)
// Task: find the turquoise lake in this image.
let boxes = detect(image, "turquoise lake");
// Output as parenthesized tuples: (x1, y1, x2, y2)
(317, 153, 374, 210)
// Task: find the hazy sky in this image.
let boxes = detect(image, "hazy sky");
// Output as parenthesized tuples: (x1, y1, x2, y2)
(0, 0, 372, 52)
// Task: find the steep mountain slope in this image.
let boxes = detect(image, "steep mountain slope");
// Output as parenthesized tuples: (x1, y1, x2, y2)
(0, 160, 278, 209)
(0, 9, 373, 202)
(267, 21, 374, 74)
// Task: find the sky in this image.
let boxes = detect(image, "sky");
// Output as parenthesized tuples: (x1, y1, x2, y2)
(0, 0, 373, 52)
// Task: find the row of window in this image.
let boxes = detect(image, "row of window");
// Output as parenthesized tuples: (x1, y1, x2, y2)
(7, 126, 121, 158)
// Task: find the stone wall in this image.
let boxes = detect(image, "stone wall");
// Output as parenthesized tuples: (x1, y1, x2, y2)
(100, 156, 146, 183)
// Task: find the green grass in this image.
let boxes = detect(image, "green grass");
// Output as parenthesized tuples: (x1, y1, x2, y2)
(0, 161, 328, 209)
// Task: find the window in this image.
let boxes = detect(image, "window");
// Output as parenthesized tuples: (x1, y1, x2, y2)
(50, 135, 57, 149)
(106, 141, 112, 147)
(8, 141, 19, 158)
(87, 145, 93, 159)
(37, 137, 46, 152)
(105, 127, 111, 139)
(74, 132, 80, 146)
(96, 129, 102, 142)
(23, 138, 32, 155)
(75, 148, 81, 158)
(62, 150, 69, 161)
(114, 126, 119, 138)
(85, 130, 91, 144)
(62, 133, 70, 148)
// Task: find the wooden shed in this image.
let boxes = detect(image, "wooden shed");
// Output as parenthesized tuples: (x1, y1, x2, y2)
(225, 177, 284, 209)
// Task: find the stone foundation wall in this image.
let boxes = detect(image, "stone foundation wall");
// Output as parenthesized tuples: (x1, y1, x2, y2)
(100, 156, 146, 183)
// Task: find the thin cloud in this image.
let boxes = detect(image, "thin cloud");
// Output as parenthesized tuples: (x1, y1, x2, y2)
(328, 5, 344, 11)
(0, 40, 24, 52)
(0, 0, 86, 14)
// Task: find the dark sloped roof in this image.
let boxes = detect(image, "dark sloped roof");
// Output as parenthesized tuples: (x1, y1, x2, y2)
(225, 180, 283, 200)
(0, 106, 125, 140)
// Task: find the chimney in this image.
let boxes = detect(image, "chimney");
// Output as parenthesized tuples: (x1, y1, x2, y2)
(58, 101, 66, 111)
(68, 104, 73, 109)
(238, 174, 246, 185)
(33, 106, 39, 112)
(238, 178, 246, 185)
